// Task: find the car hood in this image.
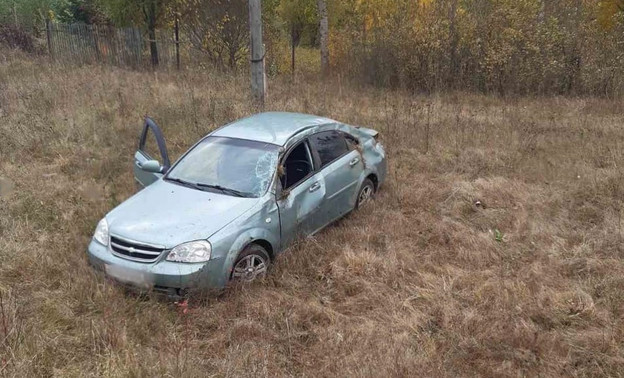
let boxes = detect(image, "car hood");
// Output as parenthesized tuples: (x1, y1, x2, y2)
(106, 180, 259, 248)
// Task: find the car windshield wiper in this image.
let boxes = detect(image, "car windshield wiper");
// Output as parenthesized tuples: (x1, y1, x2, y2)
(166, 178, 252, 197)
(165, 177, 198, 189)
(195, 183, 251, 198)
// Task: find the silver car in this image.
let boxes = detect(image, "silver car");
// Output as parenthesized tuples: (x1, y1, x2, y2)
(87, 112, 387, 296)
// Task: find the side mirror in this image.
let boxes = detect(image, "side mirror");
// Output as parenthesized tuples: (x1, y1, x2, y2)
(141, 160, 163, 173)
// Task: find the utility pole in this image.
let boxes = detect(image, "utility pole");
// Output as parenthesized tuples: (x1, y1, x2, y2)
(248, 0, 266, 106)
(317, 0, 329, 76)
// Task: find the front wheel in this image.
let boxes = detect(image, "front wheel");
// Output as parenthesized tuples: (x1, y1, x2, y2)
(230, 244, 270, 282)
(355, 178, 375, 209)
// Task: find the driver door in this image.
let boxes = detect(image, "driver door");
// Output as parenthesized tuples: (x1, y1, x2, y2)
(134, 117, 171, 188)
(277, 139, 326, 248)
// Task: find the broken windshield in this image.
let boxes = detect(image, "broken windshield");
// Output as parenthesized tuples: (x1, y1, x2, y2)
(165, 137, 280, 198)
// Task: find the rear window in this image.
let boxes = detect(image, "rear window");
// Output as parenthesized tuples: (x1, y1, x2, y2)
(310, 131, 349, 168)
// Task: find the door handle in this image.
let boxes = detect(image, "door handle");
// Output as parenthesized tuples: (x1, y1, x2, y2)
(309, 182, 321, 192)
(349, 157, 360, 167)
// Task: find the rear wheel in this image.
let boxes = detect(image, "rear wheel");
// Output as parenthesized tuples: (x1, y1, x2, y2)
(231, 244, 270, 282)
(356, 178, 375, 209)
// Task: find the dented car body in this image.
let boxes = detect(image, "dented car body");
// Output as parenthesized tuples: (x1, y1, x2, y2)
(87, 112, 386, 295)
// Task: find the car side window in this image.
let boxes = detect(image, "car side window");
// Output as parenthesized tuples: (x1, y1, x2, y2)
(310, 131, 349, 168)
(140, 130, 161, 160)
(138, 118, 171, 169)
(344, 132, 359, 150)
(280, 141, 314, 190)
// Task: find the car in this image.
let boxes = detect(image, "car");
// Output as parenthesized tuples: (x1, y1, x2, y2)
(87, 112, 387, 296)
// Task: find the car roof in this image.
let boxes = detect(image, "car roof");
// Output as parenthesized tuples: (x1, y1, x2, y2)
(211, 112, 337, 146)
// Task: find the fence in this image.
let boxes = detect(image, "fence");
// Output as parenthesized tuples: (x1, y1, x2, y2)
(46, 22, 183, 69)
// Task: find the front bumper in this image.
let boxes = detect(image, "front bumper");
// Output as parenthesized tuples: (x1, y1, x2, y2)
(87, 240, 228, 291)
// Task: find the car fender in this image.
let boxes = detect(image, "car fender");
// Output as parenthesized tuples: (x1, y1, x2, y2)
(352, 168, 377, 204)
(222, 227, 278, 278)
(356, 142, 386, 186)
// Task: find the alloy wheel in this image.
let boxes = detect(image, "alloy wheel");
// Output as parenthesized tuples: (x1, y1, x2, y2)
(232, 253, 268, 282)
(358, 183, 374, 206)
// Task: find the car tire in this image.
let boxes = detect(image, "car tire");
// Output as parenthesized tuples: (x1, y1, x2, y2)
(230, 244, 270, 282)
(355, 178, 375, 209)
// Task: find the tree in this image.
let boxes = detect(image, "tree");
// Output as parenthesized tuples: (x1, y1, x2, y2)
(97, 0, 171, 66)
(181, 0, 249, 69)
(277, 0, 317, 75)
(0, 0, 108, 30)
(0, 0, 56, 30)
(55, 0, 106, 24)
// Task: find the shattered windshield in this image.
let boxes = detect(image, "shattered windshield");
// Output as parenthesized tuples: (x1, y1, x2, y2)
(165, 137, 280, 198)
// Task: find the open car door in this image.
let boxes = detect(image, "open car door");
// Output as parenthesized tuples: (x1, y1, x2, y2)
(134, 117, 171, 188)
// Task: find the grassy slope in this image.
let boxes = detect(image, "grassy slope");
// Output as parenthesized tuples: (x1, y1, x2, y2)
(1, 54, 624, 376)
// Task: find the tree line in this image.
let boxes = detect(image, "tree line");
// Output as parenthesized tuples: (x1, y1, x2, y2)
(1, 0, 623, 96)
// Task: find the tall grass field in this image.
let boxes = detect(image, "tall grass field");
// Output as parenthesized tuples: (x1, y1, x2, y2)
(1, 52, 624, 376)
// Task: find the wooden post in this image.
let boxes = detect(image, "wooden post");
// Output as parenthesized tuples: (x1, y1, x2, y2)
(248, 0, 266, 106)
(135, 28, 142, 67)
(46, 19, 53, 60)
(93, 24, 101, 63)
(175, 15, 180, 70)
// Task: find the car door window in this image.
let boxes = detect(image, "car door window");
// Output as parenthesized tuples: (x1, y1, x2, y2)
(309, 131, 349, 169)
(138, 118, 171, 169)
(343, 132, 360, 150)
(281, 141, 314, 190)
(139, 130, 161, 161)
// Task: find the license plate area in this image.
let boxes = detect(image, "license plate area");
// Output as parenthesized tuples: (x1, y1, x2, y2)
(105, 264, 152, 289)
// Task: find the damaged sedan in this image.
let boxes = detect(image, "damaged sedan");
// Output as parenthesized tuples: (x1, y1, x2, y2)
(87, 112, 387, 296)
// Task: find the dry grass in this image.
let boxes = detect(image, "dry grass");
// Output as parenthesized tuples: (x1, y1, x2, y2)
(1, 51, 624, 377)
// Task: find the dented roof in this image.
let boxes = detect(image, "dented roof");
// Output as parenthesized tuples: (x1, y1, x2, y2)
(211, 112, 336, 146)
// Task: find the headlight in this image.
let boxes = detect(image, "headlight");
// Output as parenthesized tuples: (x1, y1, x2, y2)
(93, 218, 109, 246)
(166, 240, 212, 263)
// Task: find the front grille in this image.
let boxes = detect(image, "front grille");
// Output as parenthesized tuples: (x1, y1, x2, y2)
(110, 235, 165, 263)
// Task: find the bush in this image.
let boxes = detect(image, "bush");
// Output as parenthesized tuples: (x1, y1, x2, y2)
(0, 24, 35, 53)
(330, 0, 624, 97)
